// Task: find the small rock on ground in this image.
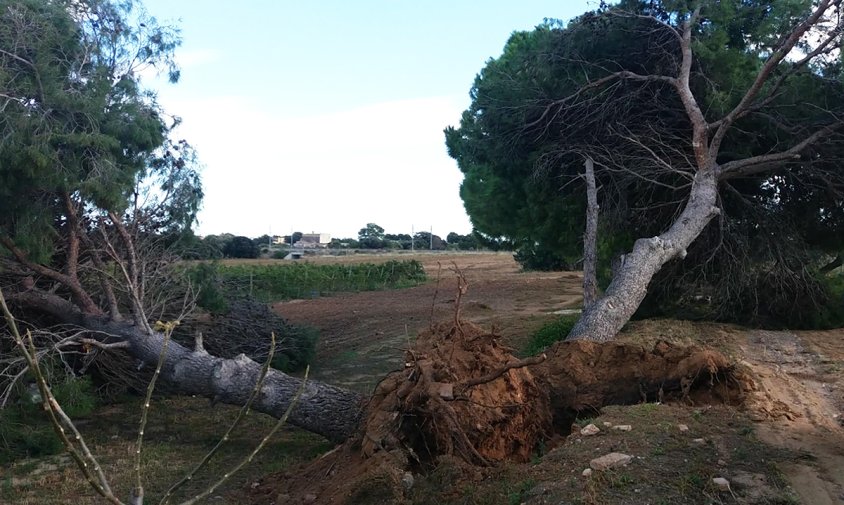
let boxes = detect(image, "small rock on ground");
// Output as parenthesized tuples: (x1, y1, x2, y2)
(590, 452, 633, 471)
(401, 472, 414, 491)
(581, 424, 601, 436)
(712, 477, 730, 492)
(612, 424, 632, 431)
(582, 468, 593, 477)
(678, 424, 689, 432)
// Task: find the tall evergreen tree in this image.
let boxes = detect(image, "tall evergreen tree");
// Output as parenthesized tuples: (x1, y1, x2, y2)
(446, 0, 844, 327)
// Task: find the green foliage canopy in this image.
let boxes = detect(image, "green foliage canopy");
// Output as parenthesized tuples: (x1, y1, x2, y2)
(446, 0, 844, 324)
(0, 0, 201, 263)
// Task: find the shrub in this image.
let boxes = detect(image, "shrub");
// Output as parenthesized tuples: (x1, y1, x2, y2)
(521, 315, 579, 356)
(188, 261, 229, 314)
(0, 376, 97, 463)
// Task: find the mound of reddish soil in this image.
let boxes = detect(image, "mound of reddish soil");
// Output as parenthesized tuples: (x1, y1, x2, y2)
(254, 320, 748, 505)
(542, 338, 749, 428)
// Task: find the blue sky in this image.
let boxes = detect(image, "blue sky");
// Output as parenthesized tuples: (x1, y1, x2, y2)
(143, 1, 595, 239)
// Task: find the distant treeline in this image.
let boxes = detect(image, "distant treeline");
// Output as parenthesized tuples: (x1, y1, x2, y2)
(173, 223, 493, 259)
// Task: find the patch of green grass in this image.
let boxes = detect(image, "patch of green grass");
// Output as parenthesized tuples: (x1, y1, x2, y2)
(608, 472, 635, 489)
(506, 479, 536, 505)
(521, 315, 579, 356)
(0, 396, 331, 504)
(0, 376, 97, 464)
(628, 402, 659, 417)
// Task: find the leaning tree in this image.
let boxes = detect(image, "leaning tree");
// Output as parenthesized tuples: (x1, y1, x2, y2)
(447, 0, 844, 336)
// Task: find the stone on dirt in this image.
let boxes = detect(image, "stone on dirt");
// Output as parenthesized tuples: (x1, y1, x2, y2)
(712, 477, 730, 492)
(582, 468, 593, 477)
(590, 452, 633, 471)
(401, 472, 414, 491)
(612, 424, 632, 431)
(678, 424, 689, 432)
(581, 424, 601, 436)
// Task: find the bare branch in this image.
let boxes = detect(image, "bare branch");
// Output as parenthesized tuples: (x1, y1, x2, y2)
(673, 6, 710, 168)
(719, 123, 843, 179)
(0, 288, 122, 504)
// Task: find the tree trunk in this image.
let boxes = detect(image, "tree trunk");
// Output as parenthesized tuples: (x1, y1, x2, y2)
(95, 318, 364, 443)
(582, 157, 599, 309)
(567, 167, 720, 342)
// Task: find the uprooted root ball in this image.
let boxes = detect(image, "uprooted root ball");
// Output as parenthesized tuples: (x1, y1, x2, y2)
(363, 321, 552, 466)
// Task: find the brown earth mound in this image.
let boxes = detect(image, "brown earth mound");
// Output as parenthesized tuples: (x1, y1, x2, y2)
(542, 338, 749, 430)
(255, 321, 749, 505)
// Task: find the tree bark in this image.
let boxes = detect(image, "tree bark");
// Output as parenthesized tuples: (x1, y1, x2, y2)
(7, 290, 365, 443)
(567, 167, 720, 342)
(582, 157, 599, 309)
(84, 317, 365, 443)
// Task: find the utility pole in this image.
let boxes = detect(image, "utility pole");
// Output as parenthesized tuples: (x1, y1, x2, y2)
(430, 226, 433, 250)
(411, 225, 414, 252)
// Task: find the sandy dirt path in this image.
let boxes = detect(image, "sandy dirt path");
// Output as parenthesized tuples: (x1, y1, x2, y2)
(740, 329, 844, 504)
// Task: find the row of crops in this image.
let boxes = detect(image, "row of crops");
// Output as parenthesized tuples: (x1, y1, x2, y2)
(207, 259, 428, 302)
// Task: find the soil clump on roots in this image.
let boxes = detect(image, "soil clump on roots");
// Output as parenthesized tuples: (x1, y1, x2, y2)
(255, 320, 749, 505)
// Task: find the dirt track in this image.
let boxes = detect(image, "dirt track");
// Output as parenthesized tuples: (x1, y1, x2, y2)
(741, 330, 844, 505)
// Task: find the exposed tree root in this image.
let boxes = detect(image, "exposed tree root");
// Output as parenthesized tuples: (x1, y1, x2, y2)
(541, 338, 750, 430)
(363, 321, 551, 467)
(255, 320, 751, 505)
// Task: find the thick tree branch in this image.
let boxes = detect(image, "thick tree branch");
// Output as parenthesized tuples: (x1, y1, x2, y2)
(673, 7, 710, 168)
(582, 157, 599, 308)
(62, 193, 81, 282)
(0, 236, 101, 315)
